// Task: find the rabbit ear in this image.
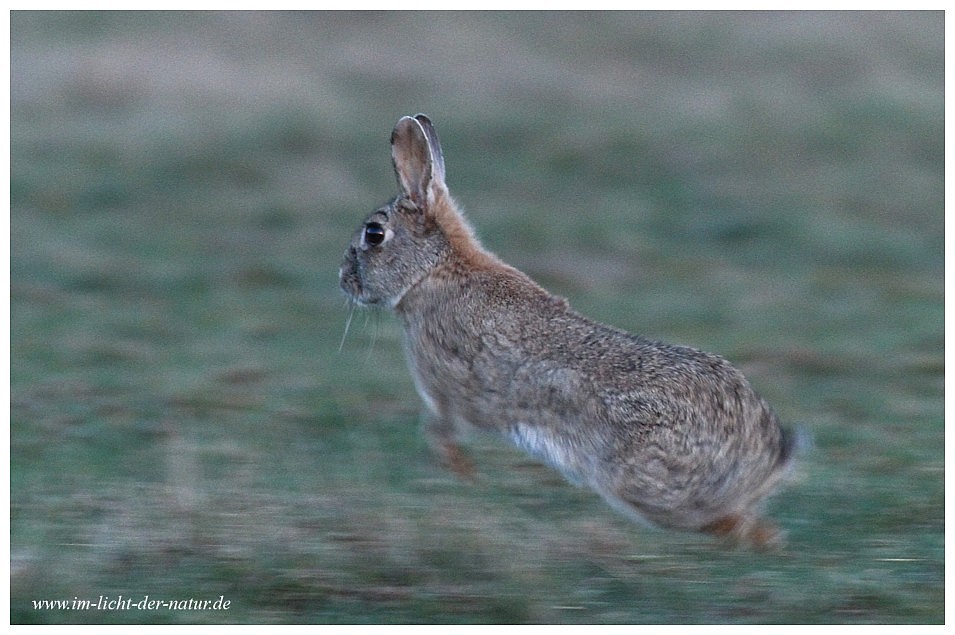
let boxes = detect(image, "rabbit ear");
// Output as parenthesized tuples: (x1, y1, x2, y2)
(391, 114, 446, 206)
(413, 114, 446, 187)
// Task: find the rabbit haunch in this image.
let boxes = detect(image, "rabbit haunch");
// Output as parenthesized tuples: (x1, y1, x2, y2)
(340, 114, 796, 546)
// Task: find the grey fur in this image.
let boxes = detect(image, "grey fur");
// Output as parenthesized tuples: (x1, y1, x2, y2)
(340, 114, 797, 546)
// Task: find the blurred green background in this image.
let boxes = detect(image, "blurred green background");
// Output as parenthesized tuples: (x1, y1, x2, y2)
(10, 11, 943, 624)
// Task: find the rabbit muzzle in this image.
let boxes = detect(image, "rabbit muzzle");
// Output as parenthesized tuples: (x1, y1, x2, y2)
(338, 245, 367, 304)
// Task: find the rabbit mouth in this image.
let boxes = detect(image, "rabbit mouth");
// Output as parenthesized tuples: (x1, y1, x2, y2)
(339, 258, 381, 306)
(339, 272, 371, 306)
(339, 276, 363, 303)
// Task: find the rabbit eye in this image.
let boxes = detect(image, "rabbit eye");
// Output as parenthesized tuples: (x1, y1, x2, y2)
(364, 222, 387, 247)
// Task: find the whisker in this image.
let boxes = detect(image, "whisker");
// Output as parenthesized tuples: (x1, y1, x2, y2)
(338, 301, 357, 353)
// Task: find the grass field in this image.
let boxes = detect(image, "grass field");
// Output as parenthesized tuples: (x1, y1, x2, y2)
(10, 11, 944, 624)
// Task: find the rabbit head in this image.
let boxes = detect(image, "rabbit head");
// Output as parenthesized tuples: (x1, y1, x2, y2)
(339, 114, 483, 309)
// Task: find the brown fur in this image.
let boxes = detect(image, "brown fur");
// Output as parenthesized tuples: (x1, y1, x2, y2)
(340, 114, 798, 546)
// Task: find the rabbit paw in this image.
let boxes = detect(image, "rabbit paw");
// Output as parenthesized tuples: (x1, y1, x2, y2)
(701, 515, 786, 550)
(438, 442, 477, 482)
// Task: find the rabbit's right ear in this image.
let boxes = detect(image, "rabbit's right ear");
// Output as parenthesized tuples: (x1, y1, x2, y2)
(391, 114, 445, 207)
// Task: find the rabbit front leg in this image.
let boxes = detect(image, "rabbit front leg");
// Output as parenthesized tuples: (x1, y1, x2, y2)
(701, 514, 785, 549)
(422, 410, 476, 481)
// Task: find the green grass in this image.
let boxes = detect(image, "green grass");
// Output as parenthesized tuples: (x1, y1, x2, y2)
(10, 11, 943, 624)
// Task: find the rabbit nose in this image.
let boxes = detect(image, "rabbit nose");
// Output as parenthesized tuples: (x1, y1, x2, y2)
(338, 249, 350, 280)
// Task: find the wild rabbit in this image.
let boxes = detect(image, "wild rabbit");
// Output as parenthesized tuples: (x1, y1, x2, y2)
(340, 114, 798, 546)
